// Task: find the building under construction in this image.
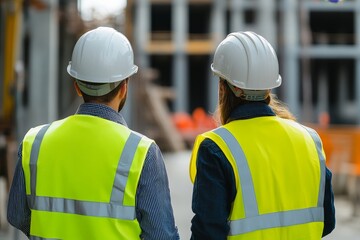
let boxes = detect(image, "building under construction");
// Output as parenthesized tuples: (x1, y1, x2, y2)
(1, 0, 360, 237)
(126, 0, 360, 198)
(0, 0, 359, 166)
(127, 0, 360, 125)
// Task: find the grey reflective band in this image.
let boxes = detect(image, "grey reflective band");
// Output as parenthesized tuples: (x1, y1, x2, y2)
(213, 127, 325, 236)
(214, 128, 259, 217)
(30, 236, 60, 240)
(30, 124, 51, 199)
(27, 195, 136, 220)
(28, 126, 142, 220)
(303, 126, 326, 207)
(111, 132, 142, 204)
(229, 207, 324, 236)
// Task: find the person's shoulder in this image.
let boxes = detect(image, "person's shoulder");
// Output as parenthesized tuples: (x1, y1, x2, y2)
(281, 119, 323, 143)
(199, 137, 225, 157)
(201, 137, 218, 148)
(295, 122, 320, 135)
(24, 123, 50, 138)
(279, 118, 318, 132)
(23, 117, 70, 139)
(130, 129, 155, 144)
(126, 129, 159, 159)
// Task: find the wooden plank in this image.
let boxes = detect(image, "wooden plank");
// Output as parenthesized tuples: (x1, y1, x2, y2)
(144, 85, 186, 151)
(186, 39, 214, 54)
(146, 41, 175, 54)
(133, 69, 186, 152)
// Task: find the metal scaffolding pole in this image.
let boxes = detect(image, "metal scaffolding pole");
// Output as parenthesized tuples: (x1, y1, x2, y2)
(299, 1, 313, 122)
(282, 0, 300, 119)
(317, 68, 329, 119)
(173, 0, 188, 112)
(356, 0, 360, 124)
(208, 0, 226, 113)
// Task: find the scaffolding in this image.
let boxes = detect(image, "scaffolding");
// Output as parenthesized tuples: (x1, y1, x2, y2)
(127, 0, 360, 125)
(126, 0, 360, 211)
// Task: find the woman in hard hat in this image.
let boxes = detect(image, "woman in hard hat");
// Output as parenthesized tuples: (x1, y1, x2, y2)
(7, 27, 179, 240)
(189, 31, 335, 239)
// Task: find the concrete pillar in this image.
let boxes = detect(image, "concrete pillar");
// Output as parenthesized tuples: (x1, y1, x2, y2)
(134, 0, 150, 69)
(17, 0, 58, 137)
(282, 0, 300, 119)
(172, 0, 188, 112)
(230, 0, 243, 32)
(126, 0, 151, 126)
(47, 0, 58, 123)
(258, 0, 276, 48)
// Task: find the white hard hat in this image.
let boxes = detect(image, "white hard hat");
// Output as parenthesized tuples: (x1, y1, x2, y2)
(211, 31, 281, 91)
(67, 27, 138, 96)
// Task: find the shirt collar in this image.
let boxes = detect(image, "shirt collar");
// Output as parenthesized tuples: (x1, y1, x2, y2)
(228, 101, 276, 122)
(75, 103, 128, 126)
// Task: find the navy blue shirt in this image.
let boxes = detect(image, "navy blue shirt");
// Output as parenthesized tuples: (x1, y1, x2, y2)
(190, 102, 336, 240)
(7, 103, 179, 240)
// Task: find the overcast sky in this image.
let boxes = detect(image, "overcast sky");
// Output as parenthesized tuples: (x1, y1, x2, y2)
(79, 0, 127, 20)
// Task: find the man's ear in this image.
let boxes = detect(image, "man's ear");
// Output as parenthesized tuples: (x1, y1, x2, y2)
(73, 81, 83, 96)
(119, 79, 128, 99)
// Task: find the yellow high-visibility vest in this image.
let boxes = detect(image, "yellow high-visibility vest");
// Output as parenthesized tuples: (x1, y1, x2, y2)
(190, 116, 325, 240)
(22, 115, 153, 240)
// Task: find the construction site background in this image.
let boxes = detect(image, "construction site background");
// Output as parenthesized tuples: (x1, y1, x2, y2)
(1, 0, 360, 238)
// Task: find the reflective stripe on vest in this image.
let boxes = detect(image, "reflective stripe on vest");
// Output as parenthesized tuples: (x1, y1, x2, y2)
(213, 127, 325, 236)
(31, 237, 59, 240)
(27, 124, 142, 220)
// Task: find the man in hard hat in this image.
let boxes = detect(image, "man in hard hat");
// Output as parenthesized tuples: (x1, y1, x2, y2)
(7, 27, 179, 240)
(189, 31, 335, 239)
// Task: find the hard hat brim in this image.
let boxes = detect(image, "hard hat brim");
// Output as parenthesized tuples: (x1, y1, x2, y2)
(67, 63, 138, 83)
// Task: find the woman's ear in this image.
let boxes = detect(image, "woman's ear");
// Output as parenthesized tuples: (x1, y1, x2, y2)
(219, 79, 225, 96)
